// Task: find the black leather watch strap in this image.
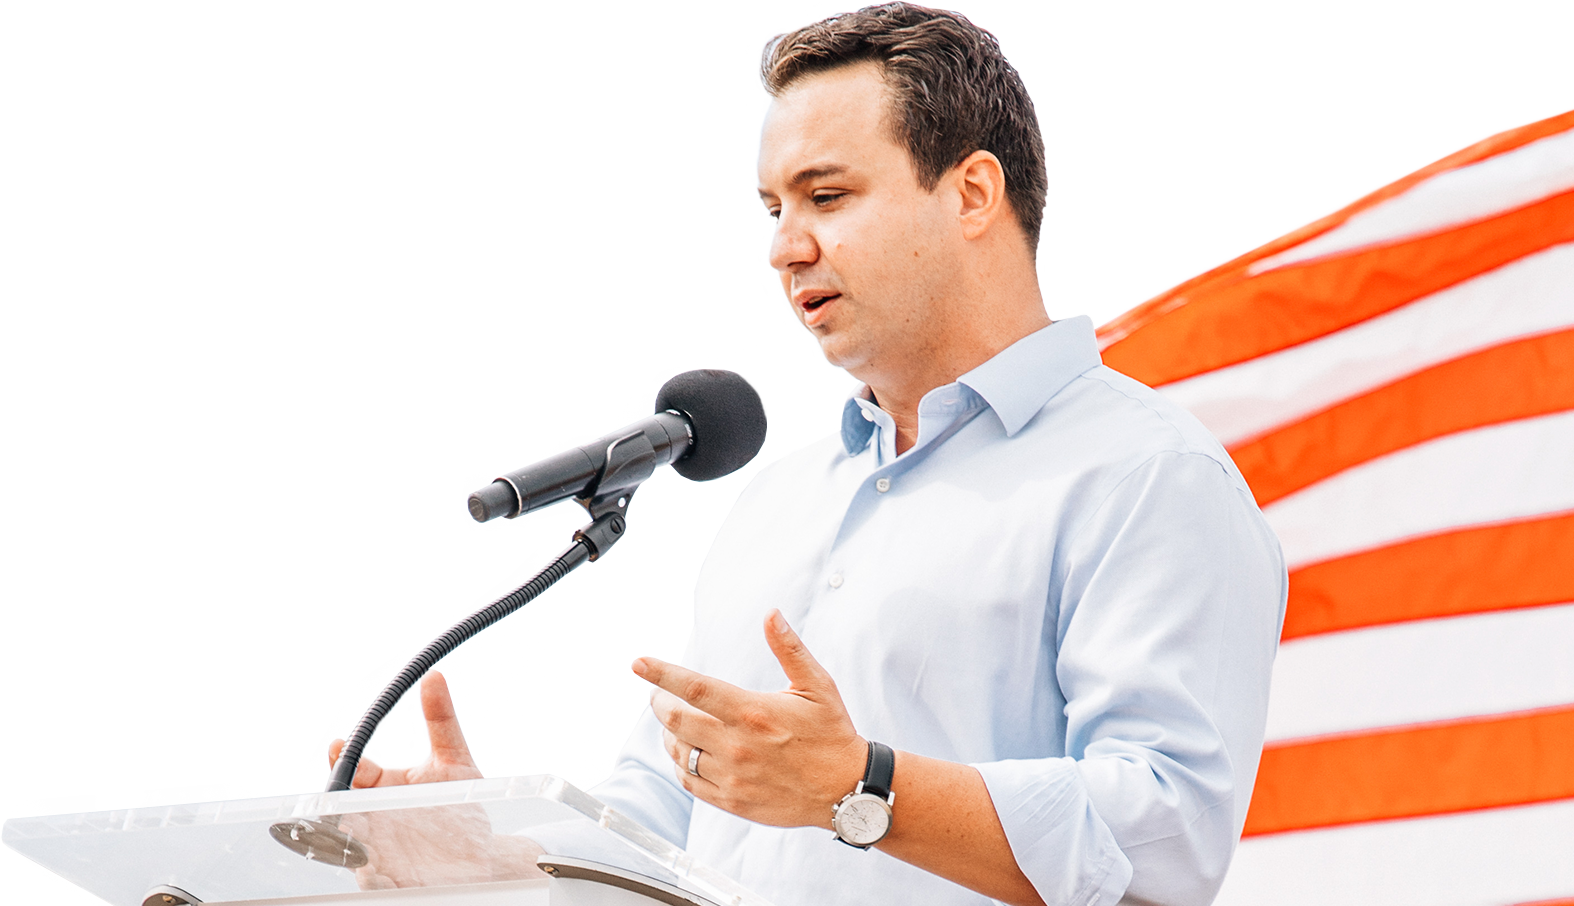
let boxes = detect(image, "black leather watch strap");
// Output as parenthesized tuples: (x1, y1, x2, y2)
(862, 740, 895, 801)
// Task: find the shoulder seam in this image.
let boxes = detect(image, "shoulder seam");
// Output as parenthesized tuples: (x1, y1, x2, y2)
(1059, 449, 1238, 582)
(1076, 368, 1206, 455)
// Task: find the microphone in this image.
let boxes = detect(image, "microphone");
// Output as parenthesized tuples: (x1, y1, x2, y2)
(467, 369, 767, 523)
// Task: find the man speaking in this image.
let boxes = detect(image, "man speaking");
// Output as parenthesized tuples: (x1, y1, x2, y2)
(330, 5, 1287, 904)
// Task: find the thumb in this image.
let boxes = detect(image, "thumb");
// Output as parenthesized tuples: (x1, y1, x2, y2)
(328, 740, 389, 788)
(764, 609, 834, 694)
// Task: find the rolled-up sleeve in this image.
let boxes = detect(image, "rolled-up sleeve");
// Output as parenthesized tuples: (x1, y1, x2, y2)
(974, 756, 1133, 906)
(978, 451, 1286, 906)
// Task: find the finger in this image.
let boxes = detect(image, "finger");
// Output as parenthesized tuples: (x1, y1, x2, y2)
(419, 672, 478, 768)
(649, 689, 727, 750)
(351, 753, 399, 788)
(632, 657, 748, 722)
(669, 744, 723, 801)
(661, 726, 717, 781)
(356, 865, 397, 891)
(763, 610, 835, 694)
(660, 727, 688, 772)
(328, 738, 393, 788)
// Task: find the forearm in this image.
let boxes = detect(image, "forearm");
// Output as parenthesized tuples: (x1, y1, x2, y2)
(876, 751, 1045, 906)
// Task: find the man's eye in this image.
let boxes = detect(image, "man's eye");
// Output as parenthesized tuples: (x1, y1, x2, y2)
(813, 192, 846, 206)
(768, 207, 781, 220)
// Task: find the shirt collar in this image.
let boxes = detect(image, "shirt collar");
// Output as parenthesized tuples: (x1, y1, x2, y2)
(839, 316, 1102, 455)
(841, 387, 884, 457)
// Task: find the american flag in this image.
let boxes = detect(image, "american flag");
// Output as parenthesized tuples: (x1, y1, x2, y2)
(1098, 109, 1574, 906)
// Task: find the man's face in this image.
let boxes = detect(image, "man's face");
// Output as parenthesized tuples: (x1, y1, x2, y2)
(757, 63, 964, 381)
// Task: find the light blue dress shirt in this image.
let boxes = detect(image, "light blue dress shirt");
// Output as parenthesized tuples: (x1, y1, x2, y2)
(593, 317, 1287, 906)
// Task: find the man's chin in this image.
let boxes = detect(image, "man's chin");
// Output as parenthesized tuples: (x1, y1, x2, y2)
(816, 344, 882, 389)
(814, 335, 859, 370)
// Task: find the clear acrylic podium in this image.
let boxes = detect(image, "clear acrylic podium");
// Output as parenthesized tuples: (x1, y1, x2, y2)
(3, 775, 773, 906)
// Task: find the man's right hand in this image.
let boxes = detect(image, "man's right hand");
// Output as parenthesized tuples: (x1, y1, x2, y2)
(327, 671, 482, 788)
(325, 671, 548, 888)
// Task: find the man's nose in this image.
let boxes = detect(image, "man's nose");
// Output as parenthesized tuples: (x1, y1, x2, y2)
(769, 208, 819, 272)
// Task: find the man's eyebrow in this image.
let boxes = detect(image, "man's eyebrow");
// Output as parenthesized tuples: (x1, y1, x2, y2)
(759, 165, 851, 198)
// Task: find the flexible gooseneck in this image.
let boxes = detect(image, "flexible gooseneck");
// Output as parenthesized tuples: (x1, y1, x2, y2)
(320, 368, 767, 794)
(324, 442, 646, 793)
(325, 536, 595, 792)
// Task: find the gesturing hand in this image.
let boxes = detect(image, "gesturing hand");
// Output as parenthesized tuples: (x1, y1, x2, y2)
(324, 672, 546, 888)
(633, 609, 867, 829)
(327, 671, 482, 789)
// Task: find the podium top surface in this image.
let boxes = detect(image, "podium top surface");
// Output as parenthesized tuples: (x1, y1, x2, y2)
(4, 775, 771, 906)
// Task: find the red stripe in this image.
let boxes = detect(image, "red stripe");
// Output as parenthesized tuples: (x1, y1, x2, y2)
(1232, 330, 1574, 507)
(1101, 189, 1574, 388)
(1096, 109, 1574, 351)
(1244, 705, 1574, 836)
(1283, 511, 1574, 641)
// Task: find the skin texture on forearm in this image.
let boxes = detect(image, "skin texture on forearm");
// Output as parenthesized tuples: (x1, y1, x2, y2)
(878, 751, 1046, 906)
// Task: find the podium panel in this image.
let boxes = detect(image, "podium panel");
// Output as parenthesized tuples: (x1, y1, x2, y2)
(3, 775, 770, 906)
(198, 879, 551, 906)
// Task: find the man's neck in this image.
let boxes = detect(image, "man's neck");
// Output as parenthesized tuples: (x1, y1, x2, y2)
(865, 305, 1051, 456)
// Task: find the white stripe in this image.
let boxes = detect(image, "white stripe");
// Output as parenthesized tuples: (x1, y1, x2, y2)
(1262, 410, 1574, 570)
(1265, 602, 1574, 743)
(1251, 125, 1574, 273)
(1217, 799, 1574, 906)
(1157, 241, 1574, 447)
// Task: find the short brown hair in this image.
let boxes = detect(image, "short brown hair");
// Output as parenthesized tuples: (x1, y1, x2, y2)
(762, 3, 1047, 250)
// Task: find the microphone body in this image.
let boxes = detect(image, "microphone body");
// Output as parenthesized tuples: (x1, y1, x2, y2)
(467, 368, 767, 524)
(468, 412, 691, 522)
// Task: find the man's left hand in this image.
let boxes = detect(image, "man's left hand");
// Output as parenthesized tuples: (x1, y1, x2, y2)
(633, 609, 868, 829)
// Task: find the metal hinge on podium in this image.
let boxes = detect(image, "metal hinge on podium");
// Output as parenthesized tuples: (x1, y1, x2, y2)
(143, 886, 201, 906)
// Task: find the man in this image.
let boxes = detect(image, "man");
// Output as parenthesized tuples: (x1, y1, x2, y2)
(331, 5, 1286, 904)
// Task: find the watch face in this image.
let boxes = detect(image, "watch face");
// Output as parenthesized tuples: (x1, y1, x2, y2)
(835, 794, 891, 846)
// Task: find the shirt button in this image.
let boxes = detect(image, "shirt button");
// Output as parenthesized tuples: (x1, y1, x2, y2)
(861, 409, 875, 422)
(828, 573, 844, 589)
(875, 478, 891, 493)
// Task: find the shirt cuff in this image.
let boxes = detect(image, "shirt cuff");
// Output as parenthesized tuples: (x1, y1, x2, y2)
(973, 757, 1133, 906)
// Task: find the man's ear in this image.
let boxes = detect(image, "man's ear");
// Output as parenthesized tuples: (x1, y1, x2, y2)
(955, 149, 1008, 240)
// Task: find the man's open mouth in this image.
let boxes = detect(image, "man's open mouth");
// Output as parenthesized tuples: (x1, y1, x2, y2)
(802, 293, 839, 312)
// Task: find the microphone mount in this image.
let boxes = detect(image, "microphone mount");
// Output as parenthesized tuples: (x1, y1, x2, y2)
(571, 423, 662, 561)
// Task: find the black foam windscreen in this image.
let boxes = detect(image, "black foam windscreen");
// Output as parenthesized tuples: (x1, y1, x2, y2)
(654, 370, 767, 481)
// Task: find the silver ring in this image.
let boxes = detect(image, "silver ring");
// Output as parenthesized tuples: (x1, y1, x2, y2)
(686, 746, 703, 777)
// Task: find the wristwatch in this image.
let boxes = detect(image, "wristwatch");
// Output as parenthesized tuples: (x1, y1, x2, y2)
(831, 740, 895, 849)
